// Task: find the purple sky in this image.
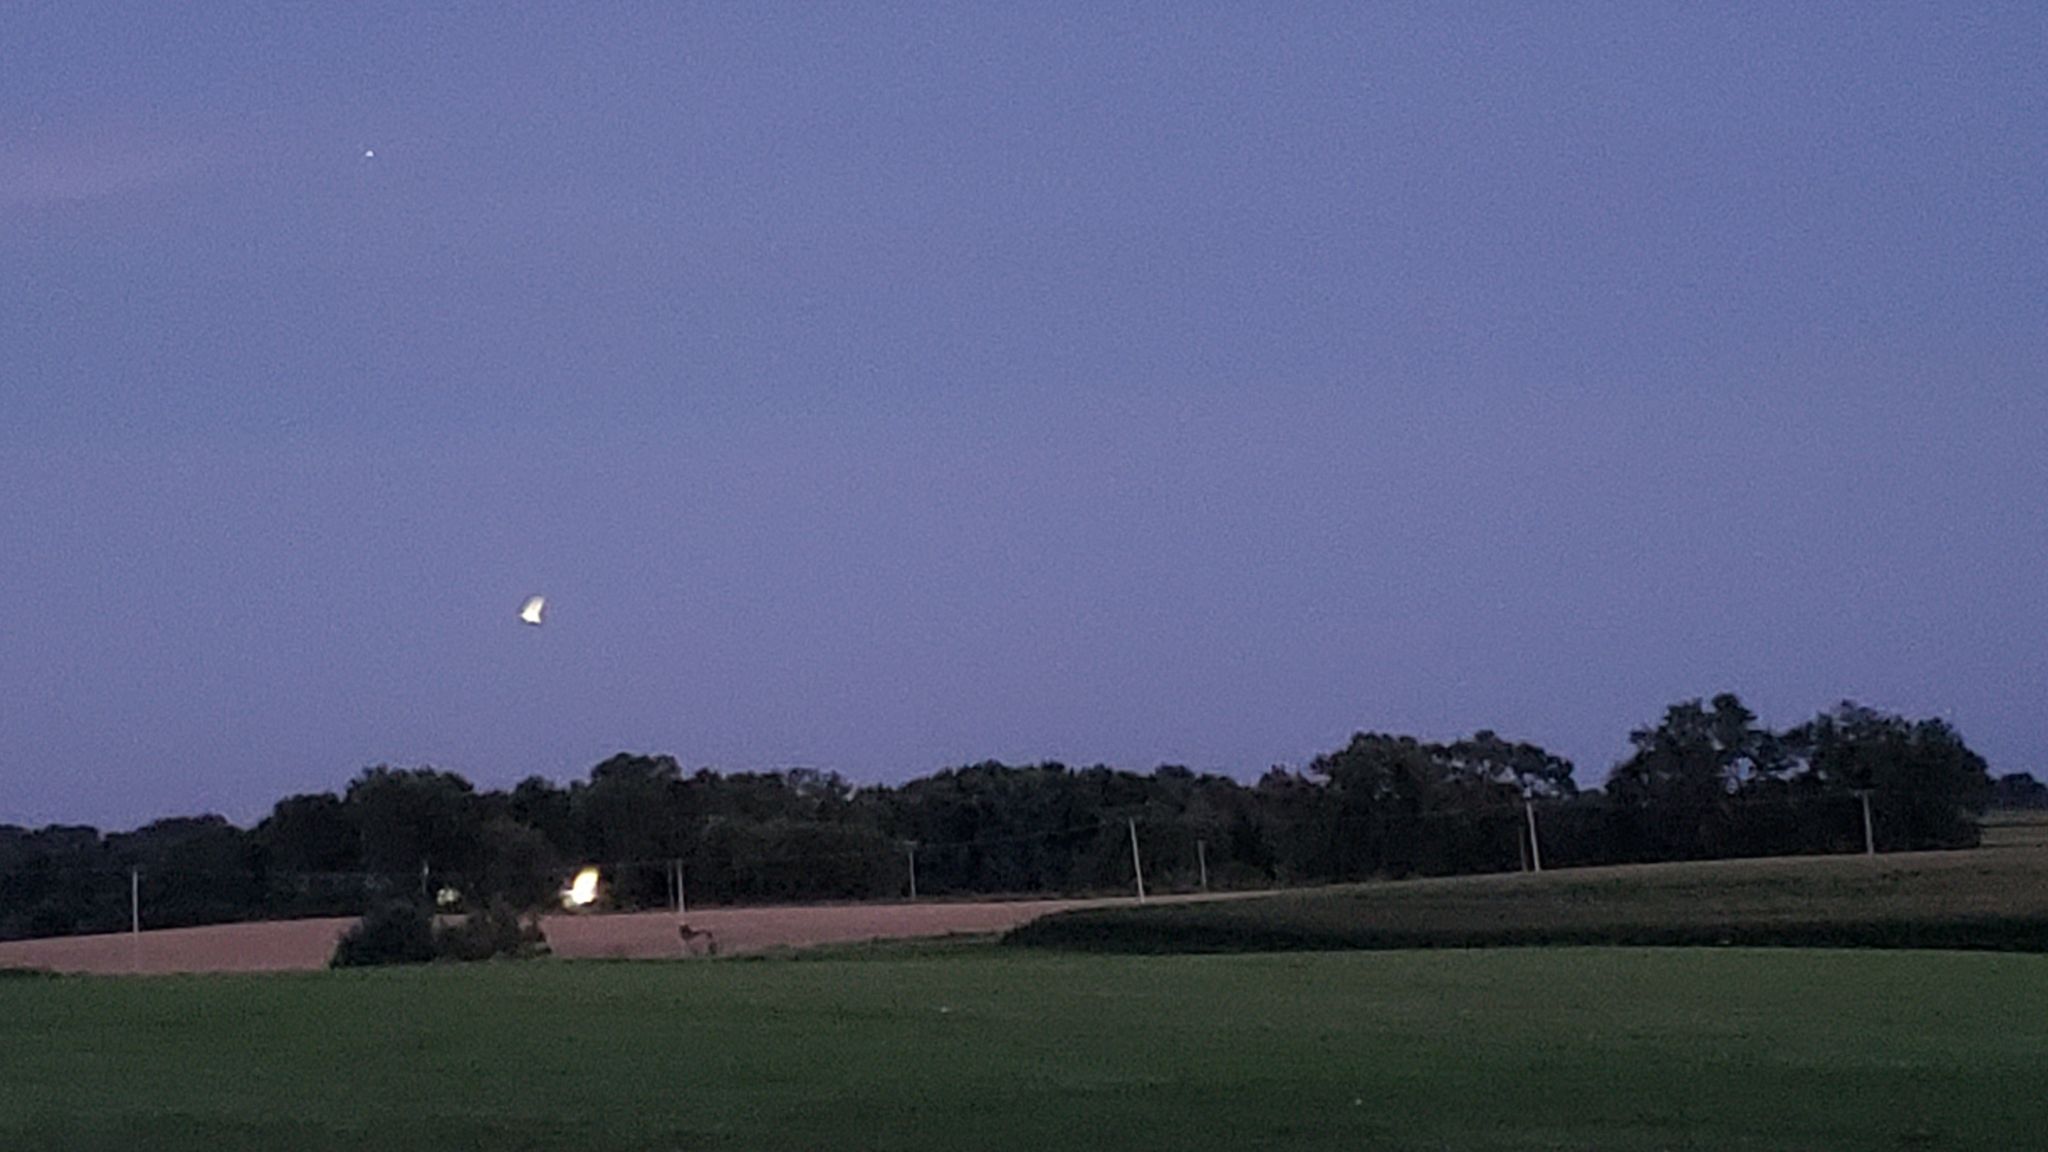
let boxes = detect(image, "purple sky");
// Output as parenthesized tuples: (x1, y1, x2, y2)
(3, 5, 2043, 828)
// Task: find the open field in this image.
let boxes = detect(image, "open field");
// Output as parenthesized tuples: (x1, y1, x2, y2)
(1983, 808, 2048, 850)
(1010, 843, 2048, 953)
(2, 948, 2044, 1151)
(0, 896, 1161, 975)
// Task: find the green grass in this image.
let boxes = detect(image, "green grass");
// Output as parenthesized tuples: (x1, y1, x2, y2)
(1010, 845, 2048, 954)
(2, 949, 2045, 1151)
(1983, 809, 2048, 850)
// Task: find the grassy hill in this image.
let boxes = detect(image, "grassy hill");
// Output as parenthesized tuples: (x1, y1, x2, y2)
(1007, 839, 2048, 953)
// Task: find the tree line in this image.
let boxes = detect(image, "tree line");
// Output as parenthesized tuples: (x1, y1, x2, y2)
(0, 695, 2018, 941)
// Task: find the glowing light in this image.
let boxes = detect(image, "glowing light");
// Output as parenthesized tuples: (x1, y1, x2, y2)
(564, 867, 600, 908)
(519, 596, 546, 626)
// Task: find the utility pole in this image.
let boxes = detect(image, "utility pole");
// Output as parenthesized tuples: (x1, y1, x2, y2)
(1196, 839, 1209, 893)
(906, 843, 918, 902)
(130, 868, 141, 935)
(676, 860, 687, 917)
(1524, 798, 1544, 874)
(1859, 791, 1877, 857)
(1128, 818, 1147, 902)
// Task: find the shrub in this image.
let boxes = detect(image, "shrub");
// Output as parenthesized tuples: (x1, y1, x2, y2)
(330, 899, 550, 967)
(329, 900, 437, 968)
(434, 901, 550, 962)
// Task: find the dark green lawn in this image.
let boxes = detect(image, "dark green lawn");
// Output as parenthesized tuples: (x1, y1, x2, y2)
(2, 948, 2043, 1151)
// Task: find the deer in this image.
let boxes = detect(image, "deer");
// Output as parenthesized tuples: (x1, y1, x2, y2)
(677, 922, 718, 956)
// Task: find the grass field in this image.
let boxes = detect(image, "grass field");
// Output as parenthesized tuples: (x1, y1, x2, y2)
(1008, 842, 2048, 954)
(1983, 808, 2048, 850)
(2, 947, 2045, 1151)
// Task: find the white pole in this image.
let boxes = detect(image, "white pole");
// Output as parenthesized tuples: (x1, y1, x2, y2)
(1860, 791, 1876, 856)
(1196, 839, 1209, 893)
(1128, 818, 1147, 902)
(130, 868, 141, 935)
(906, 844, 918, 901)
(677, 860, 687, 917)
(1524, 799, 1544, 874)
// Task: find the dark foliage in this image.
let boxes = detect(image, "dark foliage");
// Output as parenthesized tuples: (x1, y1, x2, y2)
(1990, 773, 2048, 810)
(2, 696, 2003, 942)
(329, 900, 437, 968)
(434, 902, 549, 962)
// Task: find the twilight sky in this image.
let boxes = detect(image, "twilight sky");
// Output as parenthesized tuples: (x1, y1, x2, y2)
(3, 5, 2043, 828)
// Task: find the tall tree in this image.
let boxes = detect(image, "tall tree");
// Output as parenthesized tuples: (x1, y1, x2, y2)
(1605, 694, 1784, 859)
(344, 766, 484, 882)
(1441, 731, 1578, 800)
(1784, 703, 1991, 849)
(1607, 694, 1774, 808)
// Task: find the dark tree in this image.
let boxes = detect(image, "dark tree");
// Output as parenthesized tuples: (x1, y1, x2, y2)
(1784, 703, 1991, 849)
(1990, 772, 2048, 810)
(345, 766, 484, 883)
(0, 699, 2009, 941)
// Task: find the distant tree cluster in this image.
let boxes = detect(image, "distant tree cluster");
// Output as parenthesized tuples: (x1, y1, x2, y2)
(1602, 696, 1992, 862)
(1991, 772, 2048, 810)
(0, 696, 2006, 941)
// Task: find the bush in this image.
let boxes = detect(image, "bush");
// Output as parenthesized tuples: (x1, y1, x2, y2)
(330, 899, 550, 967)
(329, 900, 437, 968)
(434, 901, 549, 962)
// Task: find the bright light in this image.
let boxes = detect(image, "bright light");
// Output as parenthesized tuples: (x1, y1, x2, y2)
(563, 866, 600, 908)
(519, 596, 546, 626)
